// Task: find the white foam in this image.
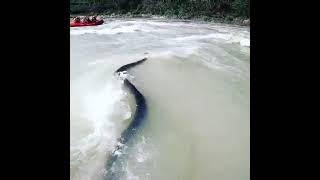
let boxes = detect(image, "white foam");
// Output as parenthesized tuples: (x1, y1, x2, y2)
(135, 137, 150, 163)
(70, 73, 131, 179)
(240, 39, 250, 47)
(70, 19, 250, 48)
(70, 21, 161, 35)
(173, 33, 232, 41)
(173, 32, 250, 47)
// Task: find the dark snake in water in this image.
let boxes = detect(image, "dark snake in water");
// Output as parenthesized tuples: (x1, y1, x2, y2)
(104, 58, 148, 180)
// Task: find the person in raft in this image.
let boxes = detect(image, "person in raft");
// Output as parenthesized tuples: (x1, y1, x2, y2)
(74, 16, 81, 23)
(83, 16, 91, 23)
(91, 16, 97, 22)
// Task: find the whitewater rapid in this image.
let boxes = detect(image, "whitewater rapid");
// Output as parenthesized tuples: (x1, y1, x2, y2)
(70, 18, 250, 180)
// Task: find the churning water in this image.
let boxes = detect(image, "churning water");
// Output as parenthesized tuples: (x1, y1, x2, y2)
(70, 18, 250, 180)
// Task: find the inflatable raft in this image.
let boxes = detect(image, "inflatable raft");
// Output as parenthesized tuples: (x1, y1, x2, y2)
(70, 19, 104, 27)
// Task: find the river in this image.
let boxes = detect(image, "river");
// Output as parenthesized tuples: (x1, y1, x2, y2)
(70, 18, 250, 180)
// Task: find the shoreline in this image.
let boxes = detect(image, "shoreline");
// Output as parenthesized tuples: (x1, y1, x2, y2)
(70, 13, 250, 27)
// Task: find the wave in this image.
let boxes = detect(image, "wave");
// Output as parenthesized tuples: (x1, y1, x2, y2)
(70, 73, 131, 179)
(70, 19, 250, 47)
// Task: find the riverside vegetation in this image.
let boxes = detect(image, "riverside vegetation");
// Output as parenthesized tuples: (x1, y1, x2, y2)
(70, 0, 250, 25)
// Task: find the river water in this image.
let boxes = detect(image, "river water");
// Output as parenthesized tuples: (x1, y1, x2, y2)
(70, 18, 250, 180)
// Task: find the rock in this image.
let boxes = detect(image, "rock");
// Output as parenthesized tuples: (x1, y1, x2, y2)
(227, 16, 233, 21)
(243, 19, 250, 25)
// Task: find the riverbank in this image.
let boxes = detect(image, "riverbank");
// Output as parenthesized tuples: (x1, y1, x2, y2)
(70, 13, 250, 26)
